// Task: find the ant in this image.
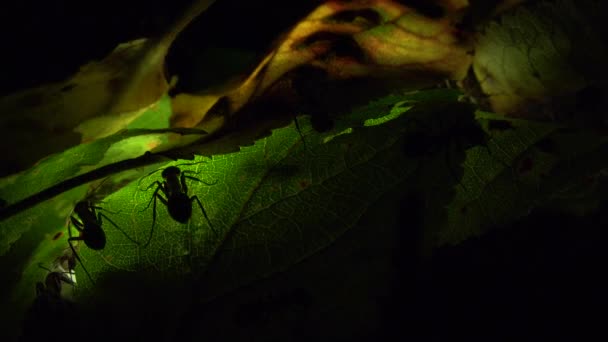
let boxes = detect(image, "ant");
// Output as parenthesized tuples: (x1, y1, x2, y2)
(140, 162, 218, 247)
(68, 199, 139, 283)
(36, 263, 76, 299)
(21, 262, 78, 341)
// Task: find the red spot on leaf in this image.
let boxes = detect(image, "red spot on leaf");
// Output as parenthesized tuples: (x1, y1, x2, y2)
(146, 140, 161, 150)
(299, 180, 310, 189)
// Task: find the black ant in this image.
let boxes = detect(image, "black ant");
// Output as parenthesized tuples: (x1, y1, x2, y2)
(140, 163, 217, 247)
(68, 199, 139, 283)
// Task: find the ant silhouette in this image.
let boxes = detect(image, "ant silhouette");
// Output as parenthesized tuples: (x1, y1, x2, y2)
(139, 160, 218, 247)
(67, 181, 140, 283)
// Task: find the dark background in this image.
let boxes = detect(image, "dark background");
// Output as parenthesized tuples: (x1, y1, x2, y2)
(0, 0, 323, 96)
(2, 0, 607, 340)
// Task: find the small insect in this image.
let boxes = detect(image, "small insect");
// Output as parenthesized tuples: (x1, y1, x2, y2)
(21, 263, 77, 342)
(140, 163, 217, 247)
(36, 263, 76, 299)
(68, 199, 139, 283)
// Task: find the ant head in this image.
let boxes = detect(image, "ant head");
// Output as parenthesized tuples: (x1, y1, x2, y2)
(162, 166, 181, 179)
(74, 201, 90, 214)
(138, 158, 210, 189)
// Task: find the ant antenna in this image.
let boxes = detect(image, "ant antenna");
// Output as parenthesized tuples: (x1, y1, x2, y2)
(66, 239, 95, 285)
(137, 158, 212, 190)
(37, 263, 54, 273)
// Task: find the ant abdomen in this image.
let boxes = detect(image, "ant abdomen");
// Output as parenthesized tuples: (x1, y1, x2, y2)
(68, 197, 139, 283)
(83, 225, 106, 250)
(168, 194, 193, 223)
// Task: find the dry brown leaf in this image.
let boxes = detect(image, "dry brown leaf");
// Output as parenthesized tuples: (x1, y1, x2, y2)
(174, 0, 474, 134)
(467, 0, 607, 121)
(0, 0, 216, 176)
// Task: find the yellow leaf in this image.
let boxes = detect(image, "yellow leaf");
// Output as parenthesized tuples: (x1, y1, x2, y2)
(174, 0, 472, 132)
(0, 0, 216, 176)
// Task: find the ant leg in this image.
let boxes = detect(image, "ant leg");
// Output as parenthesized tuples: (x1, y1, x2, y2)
(172, 159, 212, 169)
(184, 175, 218, 186)
(92, 205, 122, 215)
(69, 216, 84, 235)
(38, 263, 54, 273)
(140, 181, 164, 212)
(191, 195, 217, 237)
(98, 212, 140, 246)
(67, 216, 85, 250)
(67, 237, 94, 284)
(180, 172, 215, 198)
(185, 176, 217, 187)
(142, 192, 168, 247)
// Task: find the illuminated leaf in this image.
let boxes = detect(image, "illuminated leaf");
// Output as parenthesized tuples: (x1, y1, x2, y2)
(2, 227, 75, 341)
(470, 0, 608, 118)
(0, 1, 605, 339)
(2, 86, 607, 341)
(0, 96, 192, 255)
(168, 0, 475, 162)
(0, 0, 216, 176)
(68, 91, 607, 298)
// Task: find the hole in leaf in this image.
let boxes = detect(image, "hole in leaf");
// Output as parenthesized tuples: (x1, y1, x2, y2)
(398, 0, 445, 18)
(329, 9, 382, 27)
(52, 232, 64, 241)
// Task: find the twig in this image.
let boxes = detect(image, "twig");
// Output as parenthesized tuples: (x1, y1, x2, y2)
(0, 152, 170, 221)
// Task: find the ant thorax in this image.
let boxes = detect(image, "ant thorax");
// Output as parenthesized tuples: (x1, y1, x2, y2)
(73, 201, 95, 222)
(161, 166, 181, 179)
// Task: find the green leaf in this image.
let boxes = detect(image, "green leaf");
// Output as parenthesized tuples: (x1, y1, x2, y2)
(77, 103, 419, 291)
(31, 91, 597, 290)
(0, 96, 179, 256)
(71, 90, 605, 296)
(0, 0, 218, 176)
(471, 0, 608, 116)
(4, 89, 608, 342)
(437, 112, 608, 245)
